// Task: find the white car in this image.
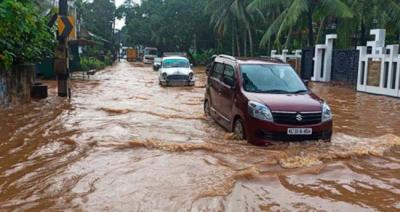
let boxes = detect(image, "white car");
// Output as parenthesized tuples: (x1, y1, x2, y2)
(159, 56, 195, 86)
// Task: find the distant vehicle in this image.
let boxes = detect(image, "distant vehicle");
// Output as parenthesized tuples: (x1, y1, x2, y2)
(126, 48, 137, 62)
(159, 56, 195, 86)
(204, 55, 333, 145)
(120, 47, 127, 59)
(143, 47, 158, 64)
(153, 57, 162, 71)
(163, 52, 187, 57)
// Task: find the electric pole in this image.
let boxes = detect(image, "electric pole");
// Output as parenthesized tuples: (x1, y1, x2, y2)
(55, 0, 70, 97)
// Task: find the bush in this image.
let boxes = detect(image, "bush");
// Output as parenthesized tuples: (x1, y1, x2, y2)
(0, 0, 55, 69)
(104, 53, 113, 66)
(80, 57, 107, 72)
(192, 49, 215, 66)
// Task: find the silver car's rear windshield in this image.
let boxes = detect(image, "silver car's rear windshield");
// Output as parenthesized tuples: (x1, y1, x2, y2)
(240, 64, 307, 94)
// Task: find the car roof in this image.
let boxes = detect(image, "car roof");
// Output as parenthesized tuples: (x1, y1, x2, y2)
(162, 56, 189, 61)
(215, 55, 285, 65)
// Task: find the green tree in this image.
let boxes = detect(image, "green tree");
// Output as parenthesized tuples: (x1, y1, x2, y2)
(121, 0, 214, 54)
(343, 0, 400, 46)
(251, 0, 353, 48)
(79, 0, 116, 41)
(117, 0, 400, 57)
(0, 0, 55, 69)
(206, 0, 255, 56)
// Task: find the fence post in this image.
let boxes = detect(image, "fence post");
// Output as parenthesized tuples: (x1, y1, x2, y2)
(312, 34, 337, 82)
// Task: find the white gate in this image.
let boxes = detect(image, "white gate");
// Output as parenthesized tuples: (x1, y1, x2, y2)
(357, 29, 400, 98)
(312, 34, 337, 82)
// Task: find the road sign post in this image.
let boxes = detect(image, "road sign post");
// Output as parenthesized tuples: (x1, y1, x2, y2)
(55, 0, 71, 97)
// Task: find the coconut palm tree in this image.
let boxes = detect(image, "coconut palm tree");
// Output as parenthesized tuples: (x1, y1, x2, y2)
(251, 0, 353, 47)
(347, 0, 400, 46)
(206, 0, 255, 56)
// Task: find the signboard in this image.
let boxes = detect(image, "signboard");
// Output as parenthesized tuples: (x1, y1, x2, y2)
(287, 58, 301, 76)
(367, 60, 381, 87)
(57, 16, 75, 39)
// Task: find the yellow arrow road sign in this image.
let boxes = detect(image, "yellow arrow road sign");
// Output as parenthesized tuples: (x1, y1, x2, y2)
(57, 16, 75, 39)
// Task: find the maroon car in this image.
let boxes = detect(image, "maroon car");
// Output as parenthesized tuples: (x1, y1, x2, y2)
(204, 55, 332, 145)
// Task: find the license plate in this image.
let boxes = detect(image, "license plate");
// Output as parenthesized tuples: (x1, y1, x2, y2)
(287, 128, 312, 135)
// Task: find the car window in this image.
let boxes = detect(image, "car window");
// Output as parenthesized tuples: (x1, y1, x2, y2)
(211, 62, 224, 79)
(223, 65, 235, 87)
(162, 59, 189, 68)
(240, 64, 306, 93)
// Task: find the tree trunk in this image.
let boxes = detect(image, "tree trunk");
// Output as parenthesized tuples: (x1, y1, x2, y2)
(360, 19, 367, 46)
(244, 33, 247, 57)
(193, 34, 197, 54)
(236, 34, 241, 57)
(231, 26, 235, 56)
(248, 28, 254, 56)
(307, 9, 314, 47)
(354, 21, 359, 48)
(235, 20, 241, 57)
(316, 18, 325, 44)
(397, 30, 400, 44)
(284, 28, 292, 49)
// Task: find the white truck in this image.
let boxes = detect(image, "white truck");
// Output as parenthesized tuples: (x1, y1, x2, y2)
(143, 47, 158, 64)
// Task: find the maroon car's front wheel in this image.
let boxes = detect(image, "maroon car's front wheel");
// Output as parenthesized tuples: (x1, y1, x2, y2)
(204, 100, 211, 117)
(233, 119, 245, 140)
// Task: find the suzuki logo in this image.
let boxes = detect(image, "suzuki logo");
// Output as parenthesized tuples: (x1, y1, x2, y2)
(296, 113, 303, 121)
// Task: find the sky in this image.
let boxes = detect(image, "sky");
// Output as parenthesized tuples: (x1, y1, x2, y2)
(115, 0, 140, 30)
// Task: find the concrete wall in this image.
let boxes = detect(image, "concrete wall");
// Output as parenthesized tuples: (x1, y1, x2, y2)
(0, 64, 35, 107)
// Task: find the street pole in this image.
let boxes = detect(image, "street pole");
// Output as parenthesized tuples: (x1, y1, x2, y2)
(56, 0, 69, 97)
(111, 20, 116, 62)
(118, 30, 121, 62)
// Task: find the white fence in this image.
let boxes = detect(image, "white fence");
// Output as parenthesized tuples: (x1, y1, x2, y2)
(271, 49, 301, 63)
(271, 49, 302, 75)
(357, 29, 400, 97)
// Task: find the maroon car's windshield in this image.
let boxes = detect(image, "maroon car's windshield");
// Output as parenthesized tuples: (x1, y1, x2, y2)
(240, 64, 307, 94)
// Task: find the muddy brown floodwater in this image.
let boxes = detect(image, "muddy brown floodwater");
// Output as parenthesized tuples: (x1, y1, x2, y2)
(0, 62, 399, 211)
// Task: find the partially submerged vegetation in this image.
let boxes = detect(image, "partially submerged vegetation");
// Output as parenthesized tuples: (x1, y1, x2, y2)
(80, 57, 108, 72)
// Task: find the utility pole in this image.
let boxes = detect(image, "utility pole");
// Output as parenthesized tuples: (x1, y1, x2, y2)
(117, 29, 121, 62)
(55, 0, 70, 97)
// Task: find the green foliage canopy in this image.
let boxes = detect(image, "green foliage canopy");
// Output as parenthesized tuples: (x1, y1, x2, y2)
(118, 0, 400, 56)
(0, 0, 55, 69)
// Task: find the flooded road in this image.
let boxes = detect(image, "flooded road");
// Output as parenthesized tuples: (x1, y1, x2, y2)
(1, 62, 399, 211)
